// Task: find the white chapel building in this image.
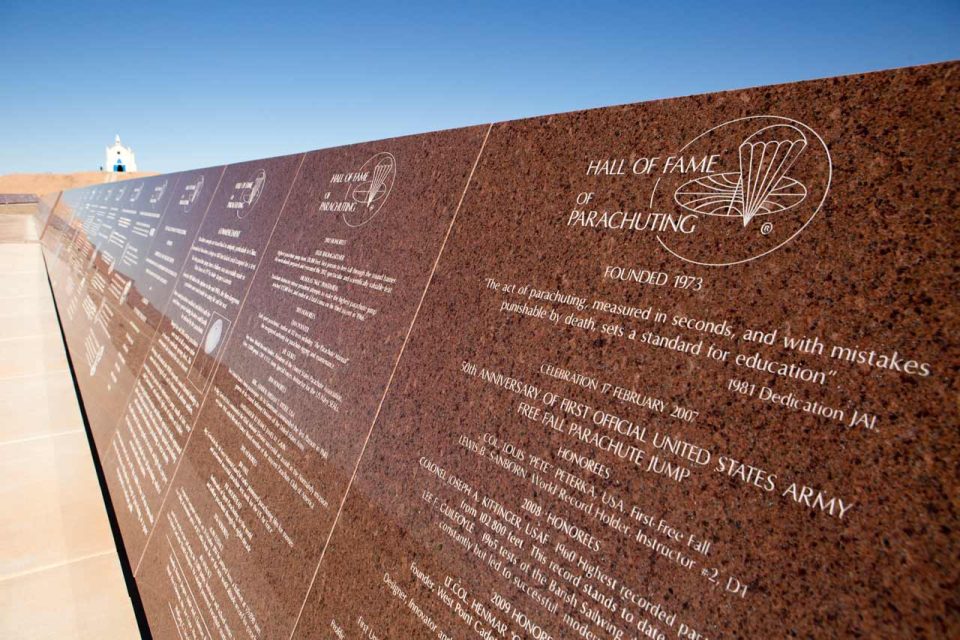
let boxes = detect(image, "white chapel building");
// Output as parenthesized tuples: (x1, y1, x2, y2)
(104, 135, 137, 172)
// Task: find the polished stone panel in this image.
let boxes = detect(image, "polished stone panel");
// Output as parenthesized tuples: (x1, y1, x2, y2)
(33, 191, 59, 236)
(64, 171, 222, 450)
(288, 64, 959, 639)
(100, 155, 302, 563)
(132, 127, 490, 640)
(39, 62, 958, 639)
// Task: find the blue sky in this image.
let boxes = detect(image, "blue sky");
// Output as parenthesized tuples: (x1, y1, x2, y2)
(1, 0, 957, 174)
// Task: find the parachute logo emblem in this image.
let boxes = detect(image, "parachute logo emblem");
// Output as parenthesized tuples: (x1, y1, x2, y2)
(657, 115, 831, 267)
(675, 124, 809, 227)
(149, 179, 168, 205)
(344, 152, 396, 227)
(230, 169, 267, 219)
(179, 175, 205, 212)
(354, 155, 394, 208)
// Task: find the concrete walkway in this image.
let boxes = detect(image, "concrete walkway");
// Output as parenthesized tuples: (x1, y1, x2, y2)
(0, 211, 140, 638)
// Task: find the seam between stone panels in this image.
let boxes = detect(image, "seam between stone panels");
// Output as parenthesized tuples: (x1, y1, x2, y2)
(133, 154, 308, 576)
(101, 169, 230, 583)
(166, 533, 214, 640)
(287, 123, 494, 640)
(107, 165, 227, 470)
(103, 169, 223, 464)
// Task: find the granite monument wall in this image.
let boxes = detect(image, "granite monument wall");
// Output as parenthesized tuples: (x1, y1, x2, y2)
(38, 62, 958, 639)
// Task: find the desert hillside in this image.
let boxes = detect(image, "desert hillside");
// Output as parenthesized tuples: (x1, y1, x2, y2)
(0, 171, 157, 196)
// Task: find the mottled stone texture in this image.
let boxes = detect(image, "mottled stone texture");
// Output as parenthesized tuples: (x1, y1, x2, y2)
(40, 62, 957, 639)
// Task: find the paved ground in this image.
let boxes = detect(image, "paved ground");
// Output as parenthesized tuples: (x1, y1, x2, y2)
(0, 211, 140, 638)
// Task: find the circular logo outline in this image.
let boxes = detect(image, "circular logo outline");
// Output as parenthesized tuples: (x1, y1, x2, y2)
(343, 151, 397, 228)
(180, 175, 205, 213)
(657, 115, 832, 267)
(233, 169, 267, 220)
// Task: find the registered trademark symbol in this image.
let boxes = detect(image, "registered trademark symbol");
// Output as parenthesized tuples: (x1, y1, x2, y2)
(760, 222, 774, 235)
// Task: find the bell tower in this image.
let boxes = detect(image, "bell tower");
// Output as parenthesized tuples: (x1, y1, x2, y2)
(104, 134, 138, 172)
